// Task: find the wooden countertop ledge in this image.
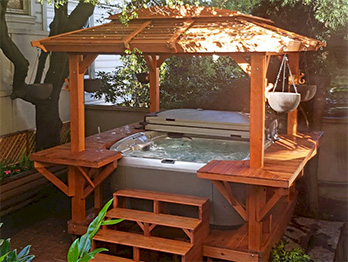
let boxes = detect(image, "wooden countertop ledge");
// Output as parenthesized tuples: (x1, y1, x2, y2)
(197, 131, 323, 188)
(30, 123, 142, 168)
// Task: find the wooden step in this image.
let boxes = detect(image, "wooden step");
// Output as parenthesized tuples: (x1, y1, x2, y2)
(107, 208, 201, 230)
(114, 188, 208, 207)
(93, 253, 135, 262)
(93, 229, 193, 256)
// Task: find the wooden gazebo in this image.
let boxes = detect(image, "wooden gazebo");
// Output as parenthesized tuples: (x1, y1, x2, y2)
(31, 6, 325, 261)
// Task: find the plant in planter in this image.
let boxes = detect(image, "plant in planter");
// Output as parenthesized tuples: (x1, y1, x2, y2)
(0, 155, 66, 216)
(0, 155, 33, 181)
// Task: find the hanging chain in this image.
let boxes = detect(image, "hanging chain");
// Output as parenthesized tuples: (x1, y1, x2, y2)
(272, 55, 298, 93)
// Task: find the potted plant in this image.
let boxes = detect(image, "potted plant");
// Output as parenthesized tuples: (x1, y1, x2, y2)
(84, 79, 103, 93)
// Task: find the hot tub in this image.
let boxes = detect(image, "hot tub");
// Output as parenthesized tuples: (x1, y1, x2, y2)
(109, 109, 275, 227)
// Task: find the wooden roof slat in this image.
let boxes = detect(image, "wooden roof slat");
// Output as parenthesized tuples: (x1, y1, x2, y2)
(32, 5, 325, 54)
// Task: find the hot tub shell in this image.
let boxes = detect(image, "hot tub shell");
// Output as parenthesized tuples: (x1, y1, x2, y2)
(109, 109, 274, 227)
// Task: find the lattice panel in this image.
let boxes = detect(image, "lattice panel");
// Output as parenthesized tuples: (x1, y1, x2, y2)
(60, 121, 70, 144)
(0, 122, 70, 165)
(0, 130, 36, 165)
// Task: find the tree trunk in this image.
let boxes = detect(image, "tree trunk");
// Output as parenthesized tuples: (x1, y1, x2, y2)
(0, 0, 30, 100)
(1, 1, 94, 150)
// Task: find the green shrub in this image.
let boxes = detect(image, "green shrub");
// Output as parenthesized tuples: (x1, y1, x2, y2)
(0, 223, 34, 262)
(270, 241, 310, 262)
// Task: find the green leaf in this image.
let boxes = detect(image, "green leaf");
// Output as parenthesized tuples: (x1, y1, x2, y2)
(18, 254, 35, 262)
(67, 238, 80, 262)
(77, 235, 91, 258)
(6, 249, 17, 261)
(86, 199, 114, 238)
(0, 239, 10, 256)
(0, 252, 9, 262)
(101, 218, 124, 226)
(17, 245, 30, 258)
(78, 248, 108, 262)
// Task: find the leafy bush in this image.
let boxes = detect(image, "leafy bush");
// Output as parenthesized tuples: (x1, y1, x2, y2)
(269, 241, 310, 262)
(95, 51, 246, 109)
(94, 49, 150, 107)
(67, 199, 123, 262)
(0, 223, 34, 262)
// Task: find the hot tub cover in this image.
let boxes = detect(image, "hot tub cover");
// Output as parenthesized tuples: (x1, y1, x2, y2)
(144, 109, 250, 138)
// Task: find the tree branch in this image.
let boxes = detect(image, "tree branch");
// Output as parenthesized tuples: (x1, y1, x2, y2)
(67, 1, 95, 31)
(0, 1, 31, 101)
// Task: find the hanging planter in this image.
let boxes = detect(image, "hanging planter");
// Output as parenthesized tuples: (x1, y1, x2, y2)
(26, 83, 53, 100)
(268, 92, 301, 113)
(297, 84, 317, 102)
(268, 55, 301, 113)
(135, 72, 149, 84)
(84, 79, 103, 93)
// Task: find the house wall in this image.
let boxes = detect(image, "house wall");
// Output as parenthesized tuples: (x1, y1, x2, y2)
(1, 1, 121, 136)
(0, 1, 70, 136)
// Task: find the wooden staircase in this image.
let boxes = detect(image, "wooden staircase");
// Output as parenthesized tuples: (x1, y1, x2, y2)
(92, 189, 210, 262)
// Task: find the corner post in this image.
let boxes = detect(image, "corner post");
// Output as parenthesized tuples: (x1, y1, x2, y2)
(69, 54, 85, 152)
(147, 55, 160, 112)
(287, 53, 300, 135)
(250, 54, 266, 168)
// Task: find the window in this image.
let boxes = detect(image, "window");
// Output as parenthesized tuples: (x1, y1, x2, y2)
(7, 0, 29, 15)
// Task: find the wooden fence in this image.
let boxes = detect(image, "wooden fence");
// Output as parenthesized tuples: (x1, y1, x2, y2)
(0, 122, 70, 165)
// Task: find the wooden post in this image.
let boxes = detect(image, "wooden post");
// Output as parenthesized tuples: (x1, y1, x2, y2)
(247, 185, 266, 250)
(147, 55, 160, 112)
(69, 54, 85, 152)
(250, 54, 266, 168)
(287, 53, 300, 135)
(69, 166, 86, 223)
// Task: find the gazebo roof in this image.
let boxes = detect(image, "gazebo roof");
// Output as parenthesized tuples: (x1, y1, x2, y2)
(32, 5, 325, 54)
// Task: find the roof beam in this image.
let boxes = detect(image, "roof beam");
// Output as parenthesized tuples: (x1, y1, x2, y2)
(166, 19, 194, 52)
(230, 54, 251, 76)
(123, 21, 152, 48)
(79, 54, 98, 74)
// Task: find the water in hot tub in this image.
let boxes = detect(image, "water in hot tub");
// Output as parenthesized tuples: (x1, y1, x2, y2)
(124, 136, 249, 163)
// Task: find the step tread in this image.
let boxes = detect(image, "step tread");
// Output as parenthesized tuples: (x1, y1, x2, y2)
(107, 208, 201, 230)
(93, 253, 135, 262)
(114, 189, 208, 207)
(94, 229, 192, 255)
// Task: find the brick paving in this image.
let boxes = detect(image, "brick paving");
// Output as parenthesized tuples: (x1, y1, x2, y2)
(0, 188, 72, 262)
